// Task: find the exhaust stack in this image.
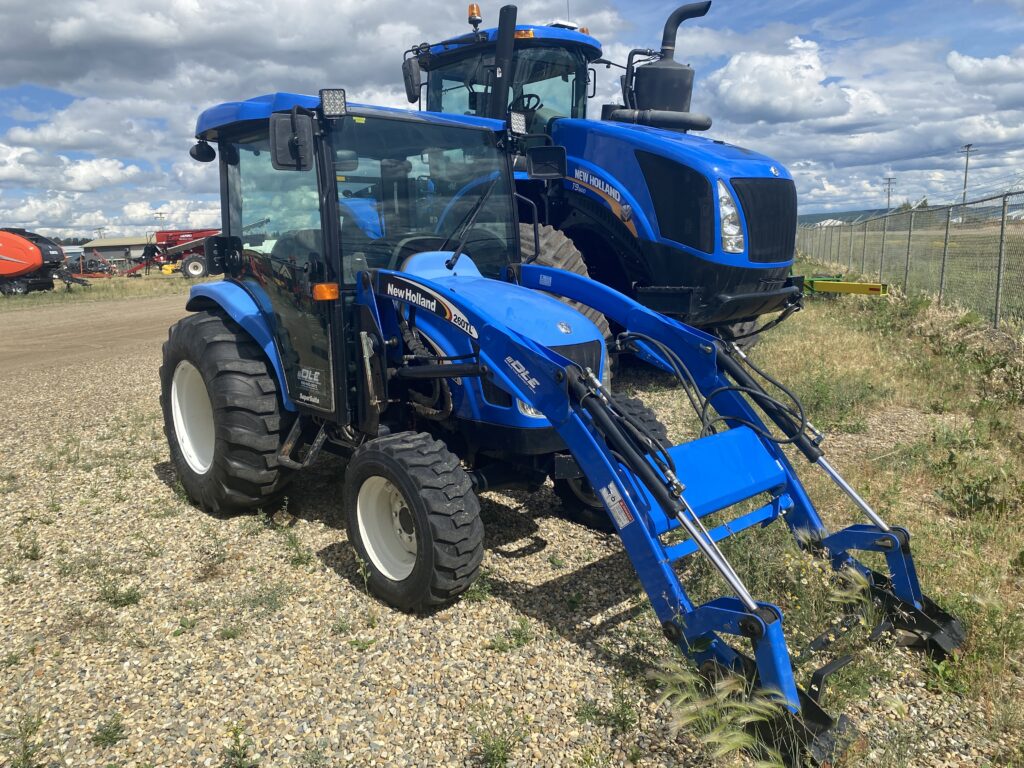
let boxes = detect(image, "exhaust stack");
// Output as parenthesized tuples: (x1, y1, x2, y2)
(659, 0, 711, 60)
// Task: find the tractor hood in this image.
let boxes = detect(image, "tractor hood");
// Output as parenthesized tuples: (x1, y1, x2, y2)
(552, 118, 792, 182)
(400, 251, 604, 350)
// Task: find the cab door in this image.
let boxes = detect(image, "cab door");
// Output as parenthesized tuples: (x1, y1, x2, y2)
(222, 125, 337, 414)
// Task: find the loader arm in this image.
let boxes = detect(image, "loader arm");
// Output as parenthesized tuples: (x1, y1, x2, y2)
(358, 265, 964, 764)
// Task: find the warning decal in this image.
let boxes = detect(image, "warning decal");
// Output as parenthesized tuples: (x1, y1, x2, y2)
(598, 481, 633, 529)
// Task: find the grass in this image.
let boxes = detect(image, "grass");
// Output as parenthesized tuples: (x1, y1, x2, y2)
(239, 583, 290, 614)
(282, 530, 313, 568)
(575, 688, 639, 734)
(487, 617, 534, 652)
(0, 274, 210, 313)
(220, 723, 259, 768)
(473, 717, 524, 768)
(97, 580, 141, 609)
(91, 714, 126, 747)
(0, 712, 44, 768)
(463, 569, 494, 602)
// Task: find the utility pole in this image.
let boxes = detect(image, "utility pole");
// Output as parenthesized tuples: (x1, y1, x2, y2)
(959, 143, 974, 206)
(884, 177, 895, 211)
(154, 212, 166, 225)
(94, 227, 106, 240)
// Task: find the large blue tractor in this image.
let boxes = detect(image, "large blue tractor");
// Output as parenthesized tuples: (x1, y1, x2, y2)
(163, 88, 961, 765)
(401, 2, 801, 345)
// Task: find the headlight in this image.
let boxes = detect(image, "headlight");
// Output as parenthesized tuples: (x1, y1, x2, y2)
(717, 180, 745, 254)
(517, 399, 546, 418)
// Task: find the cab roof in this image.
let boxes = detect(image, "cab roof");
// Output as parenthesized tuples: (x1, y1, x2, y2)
(194, 92, 506, 140)
(421, 24, 602, 66)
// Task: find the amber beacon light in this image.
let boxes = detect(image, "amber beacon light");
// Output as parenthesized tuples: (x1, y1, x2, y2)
(468, 4, 482, 26)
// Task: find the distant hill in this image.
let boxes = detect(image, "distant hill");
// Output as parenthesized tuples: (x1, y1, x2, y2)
(798, 209, 888, 225)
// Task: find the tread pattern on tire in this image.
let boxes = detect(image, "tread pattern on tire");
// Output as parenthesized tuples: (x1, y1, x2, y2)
(160, 309, 293, 513)
(553, 395, 669, 532)
(346, 431, 484, 610)
(519, 223, 612, 341)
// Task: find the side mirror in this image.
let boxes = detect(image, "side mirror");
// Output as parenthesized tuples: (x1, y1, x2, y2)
(336, 149, 359, 172)
(269, 111, 314, 171)
(402, 58, 422, 104)
(189, 140, 216, 163)
(588, 68, 597, 99)
(205, 235, 243, 275)
(525, 145, 567, 180)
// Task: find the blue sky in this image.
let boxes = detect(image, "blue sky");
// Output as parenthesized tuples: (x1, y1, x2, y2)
(0, 0, 1022, 236)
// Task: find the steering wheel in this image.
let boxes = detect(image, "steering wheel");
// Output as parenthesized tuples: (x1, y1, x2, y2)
(366, 234, 449, 270)
(510, 93, 543, 113)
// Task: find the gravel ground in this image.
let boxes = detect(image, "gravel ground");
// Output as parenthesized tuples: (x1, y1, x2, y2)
(0, 295, 1014, 767)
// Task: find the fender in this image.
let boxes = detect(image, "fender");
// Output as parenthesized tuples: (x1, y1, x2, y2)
(561, 156, 657, 242)
(185, 280, 297, 412)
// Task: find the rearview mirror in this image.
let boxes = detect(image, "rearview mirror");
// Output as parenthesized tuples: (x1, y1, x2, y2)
(336, 149, 359, 172)
(402, 58, 422, 104)
(269, 111, 314, 171)
(525, 145, 567, 180)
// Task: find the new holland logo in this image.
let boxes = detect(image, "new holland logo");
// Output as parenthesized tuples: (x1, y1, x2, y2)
(770, 166, 780, 177)
(557, 321, 572, 334)
(380, 275, 479, 339)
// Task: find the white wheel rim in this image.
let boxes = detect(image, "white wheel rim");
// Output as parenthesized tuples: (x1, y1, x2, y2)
(356, 476, 417, 581)
(186, 261, 204, 276)
(170, 360, 216, 474)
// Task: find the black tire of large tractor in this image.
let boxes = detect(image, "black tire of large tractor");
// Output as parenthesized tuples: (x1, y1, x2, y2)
(722, 320, 760, 352)
(160, 309, 294, 514)
(343, 431, 484, 612)
(181, 254, 208, 279)
(519, 223, 612, 343)
(553, 395, 669, 533)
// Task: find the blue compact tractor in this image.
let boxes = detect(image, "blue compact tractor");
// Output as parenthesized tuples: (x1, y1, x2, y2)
(401, 2, 801, 345)
(162, 88, 961, 765)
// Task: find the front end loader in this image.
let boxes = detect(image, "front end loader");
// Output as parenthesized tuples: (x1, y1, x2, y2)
(160, 88, 963, 764)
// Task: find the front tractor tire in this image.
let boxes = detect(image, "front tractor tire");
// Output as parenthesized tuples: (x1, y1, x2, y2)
(160, 309, 294, 514)
(343, 432, 484, 612)
(554, 395, 669, 532)
(181, 254, 208, 279)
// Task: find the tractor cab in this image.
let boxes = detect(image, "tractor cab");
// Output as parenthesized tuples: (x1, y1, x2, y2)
(415, 21, 600, 135)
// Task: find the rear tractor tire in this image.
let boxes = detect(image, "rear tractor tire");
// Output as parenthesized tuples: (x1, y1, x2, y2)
(343, 432, 484, 612)
(160, 309, 294, 514)
(181, 254, 208, 279)
(553, 395, 669, 533)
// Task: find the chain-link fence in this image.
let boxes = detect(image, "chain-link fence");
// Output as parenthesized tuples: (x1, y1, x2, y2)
(797, 191, 1024, 327)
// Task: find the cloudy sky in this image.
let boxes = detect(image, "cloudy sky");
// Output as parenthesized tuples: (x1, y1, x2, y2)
(1, 0, 1022, 237)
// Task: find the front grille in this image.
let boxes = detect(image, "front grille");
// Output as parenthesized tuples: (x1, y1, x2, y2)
(636, 151, 714, 253)
(550, 340, 602, 375)
(730, 178, 797, 264)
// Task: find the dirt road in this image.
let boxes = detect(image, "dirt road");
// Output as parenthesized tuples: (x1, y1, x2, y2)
(0, 295, 186, 376)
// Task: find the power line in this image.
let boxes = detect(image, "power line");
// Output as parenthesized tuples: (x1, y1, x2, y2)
(884, 176, 895, 211)
(959, 143, 975, 207)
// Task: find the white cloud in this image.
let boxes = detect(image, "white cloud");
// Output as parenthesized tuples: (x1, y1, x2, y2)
(947, 51, 1024, 83)
(707, 37, 853, 122)
(63, 158, 142, 192)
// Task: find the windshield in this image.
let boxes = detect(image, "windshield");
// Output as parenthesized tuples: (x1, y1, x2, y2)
(329, 115, 516, 282)
(425, 45, 588, 134)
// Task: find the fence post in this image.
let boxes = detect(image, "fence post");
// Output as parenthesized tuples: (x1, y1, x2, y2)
(903, 211, 914, 291)
(848, 223, 855, 269)
(879, 215, 888, 281)
(994, 195, 1008, 328)
(861, 221, 868, 273)
(938, 207, 951, 305)
(836, 225, 843, 264)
